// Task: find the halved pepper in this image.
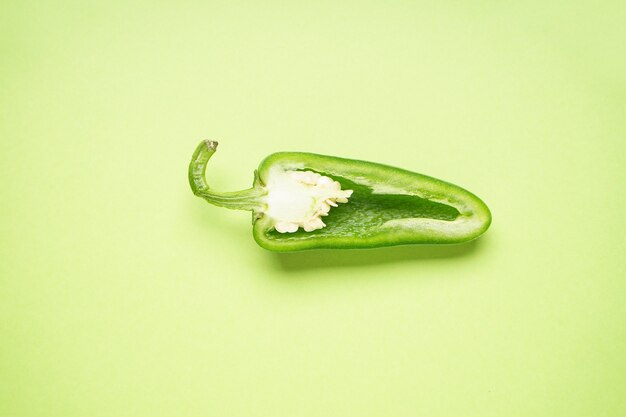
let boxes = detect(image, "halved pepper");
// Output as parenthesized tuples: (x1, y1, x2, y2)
(189, 140, 491, 251)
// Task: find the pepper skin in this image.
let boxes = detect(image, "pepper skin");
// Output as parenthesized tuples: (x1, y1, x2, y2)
(189, 140, 491, 251)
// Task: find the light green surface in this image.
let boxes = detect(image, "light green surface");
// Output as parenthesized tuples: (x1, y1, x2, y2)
(2, 1, 625, 416)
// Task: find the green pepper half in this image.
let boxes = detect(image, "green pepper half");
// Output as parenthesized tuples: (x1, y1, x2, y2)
(189, 140, 491, 251)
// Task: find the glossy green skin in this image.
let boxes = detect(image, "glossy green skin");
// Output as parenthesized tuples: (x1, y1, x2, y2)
(252, 152, 491, 251)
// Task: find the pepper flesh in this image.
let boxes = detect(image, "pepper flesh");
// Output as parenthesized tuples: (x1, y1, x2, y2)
(189, 140, 491, 251)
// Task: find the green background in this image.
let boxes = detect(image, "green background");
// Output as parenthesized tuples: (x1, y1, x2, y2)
(2, 1, 625, 416)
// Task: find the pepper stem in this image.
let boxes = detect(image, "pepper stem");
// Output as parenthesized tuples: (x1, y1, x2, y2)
(189, 140, 266, 211)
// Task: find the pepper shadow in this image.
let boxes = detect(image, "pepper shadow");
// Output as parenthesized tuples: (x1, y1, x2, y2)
(271, 238, 486, 272)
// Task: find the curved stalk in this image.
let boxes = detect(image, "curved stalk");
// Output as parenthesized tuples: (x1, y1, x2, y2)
(188, 140, 266, 211)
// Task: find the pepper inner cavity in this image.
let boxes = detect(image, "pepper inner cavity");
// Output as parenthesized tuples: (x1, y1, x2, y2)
(264, 171, 460, 239)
